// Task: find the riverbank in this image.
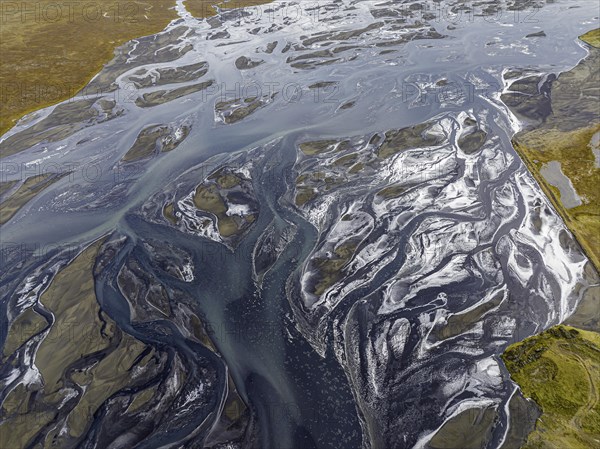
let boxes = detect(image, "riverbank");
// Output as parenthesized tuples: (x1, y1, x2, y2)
(501, 29, 600, 447)
(0, 1, 180, 136)
(507, 29, 600, 271)
(0, 0, 275, 137)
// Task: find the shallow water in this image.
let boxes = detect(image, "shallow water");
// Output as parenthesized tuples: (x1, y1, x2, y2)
(1, 1, 599, 448)
(540, 160, 582, 208)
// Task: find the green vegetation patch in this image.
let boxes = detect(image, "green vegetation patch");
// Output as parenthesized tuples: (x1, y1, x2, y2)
(194, 184, 237, 237)
(502, 325, 600, 449)
(194, 184, 227, 214)
(123, 126, 168, 162)
(163, 202, 178, 225)
(0, 98, 104, 158)
(295, 187, 317, 207)
(312, 240, 359, 296)
(433, 291, 504, 341)
(377, 122, 442, 159)
(514, 125, 600, 270)
(1, 1, 180, 135)
(349, 162, 364, 174)
(0, 180, 17, 197)
(299, 139, 340, 156)
(377, 184, 407, 199)
(333, 152, 359, 167)
(2, 308, 47, 360)
(226, 101, 263, 124)
(193, 168, 257, 238)
(127, 385, 158, 413)
(458, 129, 487, 155)
(509, 35, 600, 271)
(185, 0, 274, 18)
(122, 125, 190, 162)
(208, 169, 242, 189)
(0, 241, 160, 448)
(580, 29, 600, 48)
(135, 81, 214, 108)
(0, 173, 69, 225)
(294, 167, 348, 206)
(429, 406, 497, 449)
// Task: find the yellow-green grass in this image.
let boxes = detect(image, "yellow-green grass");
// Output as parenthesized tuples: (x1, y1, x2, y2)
(1, 1, 276, 137)
(0, 1, 180, 136)
(65, 333, 153, 438)
(194, 184, 238, 237)
(513, 125, 600, 271)
(333, 152, 359, 167)
(510, 30, 600, 271)
(349, 162, 364, 174)
(190, 313, 218, 352)
(185, 0, 274, 18)
(127, 384, 159, 413)
(312, 240, 359, 296)
(294, 168, 347, 207)
(34, 241, 139, 396)
(0, 404, 55, 449)
(0, 180, 17, 196)
(377, 184, 407, 200)
(502, 325, 600, 449)
(580, 29, 600, 48)
(1, 307, 47, 360)
(208, 169, 242, 189)
(122, 126, 167, 162)
(121, 124, 190, 162)
(163, 201, 179, 224)
(433, 291, 504, 341)
(299, 140, 340, 156)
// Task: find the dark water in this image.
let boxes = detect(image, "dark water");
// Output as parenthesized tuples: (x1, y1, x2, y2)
(1, 1, 599, 448)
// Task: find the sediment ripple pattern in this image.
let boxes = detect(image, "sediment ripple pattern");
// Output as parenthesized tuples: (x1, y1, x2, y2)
(1, 1, 599, 448)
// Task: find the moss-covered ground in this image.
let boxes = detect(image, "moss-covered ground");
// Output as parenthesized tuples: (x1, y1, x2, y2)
(185, 0, 273, 18)
(1, 0, 275, 137)
(580, 28, 600, 48)
(502, 325, 600, 449)
(510, 29, 600, 270)
(0, 1, 179, 136)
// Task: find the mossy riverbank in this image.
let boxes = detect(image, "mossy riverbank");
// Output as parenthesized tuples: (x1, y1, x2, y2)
(502, 326, 600, 449)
